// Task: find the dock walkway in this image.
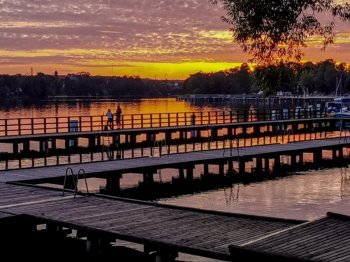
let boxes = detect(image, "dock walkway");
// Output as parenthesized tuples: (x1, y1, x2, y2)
(0, 137, 349, 184)
(0, 183, 301, 260)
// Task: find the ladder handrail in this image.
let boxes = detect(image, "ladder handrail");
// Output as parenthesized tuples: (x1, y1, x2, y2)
(62, 167, 89, 198)
(76, 168, 89, 198)
(62, 167, 76, 196)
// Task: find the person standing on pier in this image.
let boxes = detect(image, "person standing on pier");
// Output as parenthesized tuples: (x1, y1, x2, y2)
(106, 109, 113, 129)
(116, 104, 122, 129)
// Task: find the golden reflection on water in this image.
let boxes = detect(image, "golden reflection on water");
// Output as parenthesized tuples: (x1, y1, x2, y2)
(0, 98, 230, 119)
(160, 168, 350, 221)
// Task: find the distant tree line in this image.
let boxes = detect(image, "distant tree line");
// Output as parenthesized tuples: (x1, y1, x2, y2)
(1, 59, 350, 106)
(0, 73, 182, 104)
(183, 60, 350, 96)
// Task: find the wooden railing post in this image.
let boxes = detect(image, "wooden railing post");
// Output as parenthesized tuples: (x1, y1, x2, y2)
(18, 119, 21, 135)
(5, 119, 7, 136)
(31, 118, 34, 135)
(79, 116, 82, 132)
(44, 118, 47, 134)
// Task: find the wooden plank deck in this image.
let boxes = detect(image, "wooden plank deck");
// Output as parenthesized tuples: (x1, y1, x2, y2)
(0, 137, 348, 183)
(0, 183, 302, 260)
(229, 212, 350, 262)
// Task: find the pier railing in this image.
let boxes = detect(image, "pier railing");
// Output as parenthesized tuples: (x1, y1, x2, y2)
(0, 108, 326, 136)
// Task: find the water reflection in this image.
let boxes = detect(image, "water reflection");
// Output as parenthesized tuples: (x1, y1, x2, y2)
(159, 168, 350, 221)
(223, 184, 240, 205)
(0, 98, 235, 119)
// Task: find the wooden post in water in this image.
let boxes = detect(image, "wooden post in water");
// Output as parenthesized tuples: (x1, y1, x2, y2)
(105, 174, 122, 194)
(186, 166, 194, 180)
(178, 168, 185, 180)
(219, 163, 225, 176)
(239, 159, 245, 175)
(313, 150, 322, 164)
(51, 139, 56, 150)
(339, 147, 344, 160)
(227, 161, 234, 177)
(253, 125, 259, 134)
(23, 141, 30, 153)
(299, 153, 304, 167)
(264, 158, 270, 173)
(13, 143, 18, 154)
(203, 163, 209, 176)
(291, 154, 297, 167)
(143, 171, 155, 184)
(89, 136, 95, 148)
(273, 156, 281, 174)
(256, 157, 263, 174)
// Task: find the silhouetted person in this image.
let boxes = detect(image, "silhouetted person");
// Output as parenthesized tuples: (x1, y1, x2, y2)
(116, 105, 122, 129)
(106, 109, 113, 129)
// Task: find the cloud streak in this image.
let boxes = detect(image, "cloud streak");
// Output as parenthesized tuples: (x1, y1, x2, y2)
(0, 0, 349, 78)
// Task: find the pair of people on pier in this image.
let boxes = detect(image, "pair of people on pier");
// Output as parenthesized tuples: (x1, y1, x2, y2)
(105, 105, 122, 130)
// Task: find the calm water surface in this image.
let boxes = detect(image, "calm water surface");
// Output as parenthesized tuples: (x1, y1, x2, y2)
(0, 98, 234, 119)
(160, 168, 350, 221)
(1, 98, 350, 223)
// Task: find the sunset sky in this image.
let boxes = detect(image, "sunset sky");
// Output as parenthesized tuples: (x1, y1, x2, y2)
(1, 0, 350, 80)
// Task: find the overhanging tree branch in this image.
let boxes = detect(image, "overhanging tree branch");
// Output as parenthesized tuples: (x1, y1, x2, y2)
(212, 0, 350, 64)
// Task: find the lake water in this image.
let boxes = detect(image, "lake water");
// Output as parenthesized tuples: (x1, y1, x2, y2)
(1, 98, 350, 250)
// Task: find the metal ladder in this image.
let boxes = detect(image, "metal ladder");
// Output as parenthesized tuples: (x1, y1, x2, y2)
(63, 167, 89, 198)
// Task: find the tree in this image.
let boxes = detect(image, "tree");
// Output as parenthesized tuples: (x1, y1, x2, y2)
(212, 0, 350, 63)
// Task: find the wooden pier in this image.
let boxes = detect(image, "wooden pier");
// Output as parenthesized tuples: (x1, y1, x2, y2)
(229, 212, 350, 262)
(0, 117, 337, 170)
(0, 134, 350, 260)
(0, 183, 303, 261)
(1, 111, 350, 260)
(1, 137, 350, 193)
(0, 182, 349, 261)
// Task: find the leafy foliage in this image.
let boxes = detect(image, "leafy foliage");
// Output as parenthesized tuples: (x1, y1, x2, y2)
(183, 63, 255, 94)
(212, 0, 350, 63)
(0, 74, 182, 104)
(183, 60, 350, 96)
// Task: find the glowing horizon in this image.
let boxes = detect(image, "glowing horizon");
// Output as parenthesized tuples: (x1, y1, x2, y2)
(0, 0, 350, 80)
